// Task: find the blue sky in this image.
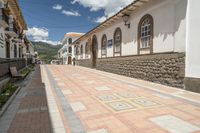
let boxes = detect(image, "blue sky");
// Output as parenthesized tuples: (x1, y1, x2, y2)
(18, 0, 133, 45)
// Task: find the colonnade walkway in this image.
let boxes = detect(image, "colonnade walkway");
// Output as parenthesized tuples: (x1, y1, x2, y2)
(1, 65, 200, 133)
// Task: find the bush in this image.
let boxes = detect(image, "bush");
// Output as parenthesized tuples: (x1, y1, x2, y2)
(0, 83, 18, 109)
(20, 67, 30, 76)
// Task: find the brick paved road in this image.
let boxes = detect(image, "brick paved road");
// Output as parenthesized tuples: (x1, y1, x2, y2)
(42, 65, 200, 133)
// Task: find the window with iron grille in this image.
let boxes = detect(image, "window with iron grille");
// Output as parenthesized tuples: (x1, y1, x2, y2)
(114, 28, 122, 54)
(101, 34, 107, 56)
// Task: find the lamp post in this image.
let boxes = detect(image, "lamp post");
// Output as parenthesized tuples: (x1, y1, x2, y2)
(122, 14, 130, 28)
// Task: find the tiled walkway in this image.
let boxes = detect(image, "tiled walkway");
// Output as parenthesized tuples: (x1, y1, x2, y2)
(41, 65, 200, 133)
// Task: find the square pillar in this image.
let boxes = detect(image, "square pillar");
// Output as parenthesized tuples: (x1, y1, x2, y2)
(185, 0, 200, 92)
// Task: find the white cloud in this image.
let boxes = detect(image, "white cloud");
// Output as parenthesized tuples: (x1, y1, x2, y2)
(71, 0, 133, 23)
(52, 4, 63, 10)
(26, 27, 59, 45)
(62, 10, 81, 16)
(94, 16, 107, 23)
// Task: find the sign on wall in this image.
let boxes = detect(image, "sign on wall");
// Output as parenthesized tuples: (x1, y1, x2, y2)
(107, 39, 112, 48)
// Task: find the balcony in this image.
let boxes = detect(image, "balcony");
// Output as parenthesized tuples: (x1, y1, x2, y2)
(5, 24, 19, 38)
(0, 9, 9, 28)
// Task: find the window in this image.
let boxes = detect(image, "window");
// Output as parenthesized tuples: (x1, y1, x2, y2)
(68, 46, 72, 53)
(75, 46, 79, 55)
(101, 34, 107, 57)
(80, 45, 83, 55)
(6, 42, 10, 58)
(19, 47, 21, 58)
(68, 38, 72, 44)
(14, 44, 17, 58)
(85, 42, 89, 54)
(138, 14, 153, 53)
(114, 28, 122, 55)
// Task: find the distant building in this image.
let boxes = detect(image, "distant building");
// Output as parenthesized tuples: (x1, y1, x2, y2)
(72, 0, 200, 92)
(58, 32, 84, 65)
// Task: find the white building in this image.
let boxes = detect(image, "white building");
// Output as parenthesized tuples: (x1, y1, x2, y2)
(0, 0, 35, 80)
(0, 0, 32, 60)
(72, 0, 200, 92)
(58, 32, 84, 65)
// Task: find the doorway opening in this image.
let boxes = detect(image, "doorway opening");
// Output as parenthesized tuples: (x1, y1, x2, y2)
(6, 41, 10, 58)
(68, 56, 72, 64)
(92, 35, 98, 68)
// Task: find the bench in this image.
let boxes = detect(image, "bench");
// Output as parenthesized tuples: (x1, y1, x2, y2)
(9, 67, 24, 81)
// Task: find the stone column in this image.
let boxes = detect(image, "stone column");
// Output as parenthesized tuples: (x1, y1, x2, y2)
(185, 0, 200, 92)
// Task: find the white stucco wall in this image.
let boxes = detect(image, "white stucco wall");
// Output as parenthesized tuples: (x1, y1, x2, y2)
(186, 0, 200, 78)
(0, 27, 6, 58)
(0, 47, 5, 58)
(77, 0, 186, 60)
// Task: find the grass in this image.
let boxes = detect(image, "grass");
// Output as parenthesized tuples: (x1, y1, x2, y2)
(20, 64, 35, 76)
(0, 82, 18, 110)
(0, 64, 35, 110)
(20, 67, 30, 75)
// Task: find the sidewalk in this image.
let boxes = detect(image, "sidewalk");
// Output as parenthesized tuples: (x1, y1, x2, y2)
(1, 64, 200, 133)
(42, 65, 200, 133)
(0, 65, 52, 133)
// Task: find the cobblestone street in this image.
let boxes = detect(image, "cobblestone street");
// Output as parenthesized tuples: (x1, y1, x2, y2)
(41, 65, 200, 133)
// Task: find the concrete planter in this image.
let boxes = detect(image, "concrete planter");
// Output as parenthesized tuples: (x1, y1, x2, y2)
(0, 87, 21, 117)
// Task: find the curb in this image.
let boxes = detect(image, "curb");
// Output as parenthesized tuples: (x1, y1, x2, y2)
(0, 87, 21, 117)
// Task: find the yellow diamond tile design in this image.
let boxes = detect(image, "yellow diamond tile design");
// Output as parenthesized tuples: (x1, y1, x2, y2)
(97, 94, 120, 102)
(106, 101, 136, 111)
(95, 92, 162, 112)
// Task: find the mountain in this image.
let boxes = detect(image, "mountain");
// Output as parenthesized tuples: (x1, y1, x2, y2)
(32, 41, 62, 64)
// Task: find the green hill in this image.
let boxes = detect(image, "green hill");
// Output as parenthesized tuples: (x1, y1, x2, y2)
(32, 41, 62, 64)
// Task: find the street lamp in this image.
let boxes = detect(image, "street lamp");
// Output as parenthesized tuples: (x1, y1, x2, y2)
(122, 14, 130, 28)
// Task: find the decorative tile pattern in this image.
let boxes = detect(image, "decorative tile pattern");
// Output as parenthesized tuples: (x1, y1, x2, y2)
(131, 98, 159, 107)
(71, 73, 81, 77)
(87, 129, 108, 133)
(85, 80, 96, 84)
(54, 78, 60, 81)
(106, 101, 135, 111)
(77, 76, 86, 80)
(62, 89, 72, 95)
(95, 86, 111, 91)
(70, 102, 87, 112)
(150, 115, 200, 133)
(58, 82, 65, 86)
(154, 93, 171, 99)
(97, 94, 120, 102)
(117, 92, 140, 98)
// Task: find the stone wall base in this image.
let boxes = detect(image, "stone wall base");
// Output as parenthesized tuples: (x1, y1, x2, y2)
(77, 53, 185, 88)
(184, 77, 200, 93)
(76, 59, 93, 68)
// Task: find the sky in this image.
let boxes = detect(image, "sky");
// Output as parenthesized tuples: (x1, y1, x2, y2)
(18, 0, 133, 45)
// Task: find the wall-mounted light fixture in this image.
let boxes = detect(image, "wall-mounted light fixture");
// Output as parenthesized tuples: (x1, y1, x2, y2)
(122, 14, 130, 28)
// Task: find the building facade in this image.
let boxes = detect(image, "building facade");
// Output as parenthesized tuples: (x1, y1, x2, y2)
(58, 32, 83, 65)
(0, 0, 35, 80)
(0, 0, 34, 60)
(73, 0, 200, 92)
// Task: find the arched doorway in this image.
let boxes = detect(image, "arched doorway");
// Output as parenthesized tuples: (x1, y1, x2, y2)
(92, 35, 98, 68)
(68, 56, 72, 64)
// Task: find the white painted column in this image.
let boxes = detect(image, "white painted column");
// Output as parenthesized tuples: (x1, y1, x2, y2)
(185, 0, 200, 92)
